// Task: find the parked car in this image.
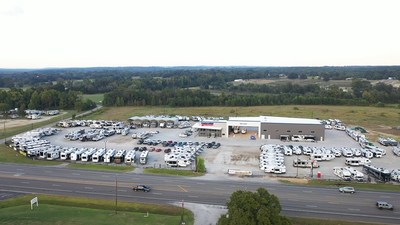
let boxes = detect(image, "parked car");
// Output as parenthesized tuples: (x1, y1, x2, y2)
(339, 186, 355, 193)
(376, 201, 394, 210)
(132, 185, 151, 192)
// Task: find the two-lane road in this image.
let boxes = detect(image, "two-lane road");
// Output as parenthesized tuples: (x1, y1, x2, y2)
(0, 163, 399, 224)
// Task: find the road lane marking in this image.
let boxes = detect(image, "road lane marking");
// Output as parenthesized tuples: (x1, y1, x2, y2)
(84, 187, 93, 190)
(177, 185, 188, 192)
(52, 184, 61, 187)
(379, 196, 391, 198)
(152, 192, 162, 195)
(302, 190, 312, 193)
(119, 189, 127, 192)
(305, 205, 317, 208)
(72, 173, 80, 176)
(348, 208, 360, 211)
(188, 195, 198, 198)
(21, 181, 30, 184)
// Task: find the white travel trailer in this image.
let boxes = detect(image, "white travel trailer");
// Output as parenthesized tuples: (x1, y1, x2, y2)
(311, 153, 335, 161)
(46, 150, 60, 160)
(70, 148, 87, 161)
(104, 149, 117, 163)
(344, 167, 365, 182)
(360, 148, 373, 159)
(92, 148, 106, 163)
(283, 146, 292, 156)
(81, 148, 97, 162)
(124, 150, 136, 164)
(341, 148, 354, 157)
(114, 149, 127, 164)
(121, 127, 130, 136)
(60, 147, 76, 160)
(333, 167, 352, 181)
(140, 151, 149, 164)
(345, 157, 371, 166)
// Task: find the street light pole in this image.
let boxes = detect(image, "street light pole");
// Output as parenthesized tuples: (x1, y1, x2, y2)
(115, 174, 118, 214)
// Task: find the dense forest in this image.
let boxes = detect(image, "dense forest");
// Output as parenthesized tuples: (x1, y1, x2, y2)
(0, 66, 399, 110)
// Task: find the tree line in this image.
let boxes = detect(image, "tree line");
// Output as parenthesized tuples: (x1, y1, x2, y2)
(0, 87, 96, 115)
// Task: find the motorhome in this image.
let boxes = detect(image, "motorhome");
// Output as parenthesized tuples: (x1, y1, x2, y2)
(360, 148, 373, 159)
(283, 146, 293, 156)
(121, 127, 130, 136)
(345, 157, 371, 166)
(363, 164, 392, 182)
(140, 150, 149, 164)
(341, 148, 354, 157)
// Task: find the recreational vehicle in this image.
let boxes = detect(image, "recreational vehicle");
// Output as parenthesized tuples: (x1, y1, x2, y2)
(124, 150, 136, 164)
(70, 148, 87, 161)
(104, 149, 117, 163)
(293, 159, 319, 168)
(81, 148, 97, 162)
(92, 148, 106, 162)
(46, 150, 60, 160)
(345, 157, 371, 166)
(114, 149, 126, 164)
(333, 167, 352, 181)
(140, 151, 149, 164)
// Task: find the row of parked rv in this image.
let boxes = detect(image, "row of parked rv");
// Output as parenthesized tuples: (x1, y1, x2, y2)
(332, 164, 400, 183)
(259, 144, 287, 174)
(164, 142, 206, 167)
(282, 144, 384, 160)
(378, 136, 398, 146)
(64, 127, 130, 142)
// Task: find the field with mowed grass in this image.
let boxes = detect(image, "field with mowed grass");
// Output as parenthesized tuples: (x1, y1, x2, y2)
(82, 105, 400, 140)
(0, 195, 193, 225)
(81, 93, 104, 104)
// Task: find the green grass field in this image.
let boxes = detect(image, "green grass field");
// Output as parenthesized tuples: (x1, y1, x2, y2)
(144, 168, 205, 177)
(0, 195, 193, 225)
(67, 163, 135, 172)
(289, 217, 384, 225)
(81, 94, 104, 104)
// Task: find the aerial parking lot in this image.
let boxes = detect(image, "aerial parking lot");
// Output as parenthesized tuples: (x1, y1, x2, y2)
(10, 119, 399, 184)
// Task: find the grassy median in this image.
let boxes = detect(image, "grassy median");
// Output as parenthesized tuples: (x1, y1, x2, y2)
(0, 194, 193, 225)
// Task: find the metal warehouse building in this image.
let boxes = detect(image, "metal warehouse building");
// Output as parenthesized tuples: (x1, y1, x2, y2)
(193, 116, 325, 141)
(258, 116, 325, 141)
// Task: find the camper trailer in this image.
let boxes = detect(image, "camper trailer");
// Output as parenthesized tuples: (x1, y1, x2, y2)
(46, 150, 60, 160)
(104, 149, 117, 163)
(92, 148, 106, 163)
(114, 149, 127, 164)
(70, 148, 87, 161)
(345, 157, 371, 166)
(293, 159, 319, 168)
(81, 148, 97, 162)
(333, 167, 352, 181)
(124, 150, 136, 164)
(140, 151, 149, 164)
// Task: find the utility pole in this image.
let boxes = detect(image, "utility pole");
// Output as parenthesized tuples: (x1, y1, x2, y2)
(115, 174, 118, 214)
(180, 199, 185, 225)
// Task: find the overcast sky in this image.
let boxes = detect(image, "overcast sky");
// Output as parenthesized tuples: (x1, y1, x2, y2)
(1, 0, 399, 68)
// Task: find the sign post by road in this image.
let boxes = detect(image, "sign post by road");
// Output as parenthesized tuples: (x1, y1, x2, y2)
(30, 197, 38, 210)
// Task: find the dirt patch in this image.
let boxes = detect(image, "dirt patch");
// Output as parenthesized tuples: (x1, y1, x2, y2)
(0, 113, 65, 129)
(278, 177, 309, 184)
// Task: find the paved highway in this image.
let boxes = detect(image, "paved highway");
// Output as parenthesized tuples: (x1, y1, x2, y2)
(0, 163, 399, 224)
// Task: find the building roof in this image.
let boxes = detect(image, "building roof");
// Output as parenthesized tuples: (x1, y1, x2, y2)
(259, 116, 322, 125)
